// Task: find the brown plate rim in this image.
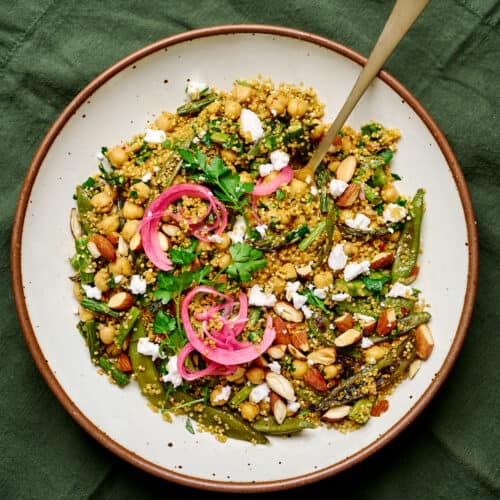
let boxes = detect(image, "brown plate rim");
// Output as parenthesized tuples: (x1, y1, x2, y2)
(10, 23, 479, 493)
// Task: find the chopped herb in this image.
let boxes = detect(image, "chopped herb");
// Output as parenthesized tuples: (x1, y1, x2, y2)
(153, 310, 177, 334)
(361, 272, 391, 293)
(185, 418, 196, 434)
(81, 177, 95, 189)
(391, 173, 402, 181)
(378, 149, 393, 165)
(226, 243, 267, 282)
(361, 123, 381, 137)
(276, 189, 285, 202)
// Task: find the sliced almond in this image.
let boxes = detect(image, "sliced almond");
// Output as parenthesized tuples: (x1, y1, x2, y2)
(265, 372, 295, 401)
(161, 224, 181, 238)
(415, 324, 434, 360)
(273, 301, 303, 323)
(89, 234, 116, 261)
(295, 264, 313, 278)
(117, 236, 129, 257)
(267, 345, 287, 360)
(335, 183, 360, 207)
(107, 291, 134, 310)
(376, 308, 397, 336)
(408, 359, 422, 378)
(334, 313, 355, 333)
(106, 231, 120, 246)
(291, 330, 310, 352)
(270, 393, 287, 425)
(287, 344, 307, 360)
(303, 366, 328, 392)
(321, 405, 351, 422)
(87, 241, 101, 259)
(362, 319, 377, 334)
(129, 232, 142, 252)
(70, 208, 83, 240)
(335, 155, 357, 182)
(307, 347, 337, 365)
(334, 328, 362, 347)
(273, 316, 292, 345)
(158, 232, 169, 252)
(370, 251, 394, 270)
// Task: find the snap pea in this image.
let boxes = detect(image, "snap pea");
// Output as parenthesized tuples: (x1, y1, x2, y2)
(129, 319, 166, 407)
(318, 202, 337, 264)
(170, 391, 268, 444)
(98, 357, 130, 387)
(75, 186, 92, 234)
(254, 224, 310, 251)
(392, 189, 425, 284)
(339, 223, 392, 241)
(397, 312, 431, 334)
(228, 384, 253, 408)
(298, 221, 326, 251)
(348, 398, 374, 425)
(176, 95, 216, 116)
(83, 320, 100, 362)
(372, 165, 387, 187)
(335, 278, 371, 297)
(315, 164, 330, 214)
(80, 298, 121, 318)
(71, 237, 95, 284)
(154, 135, 193, 192)
(252, 416, 315, 435)
(114, 306, 141, 347)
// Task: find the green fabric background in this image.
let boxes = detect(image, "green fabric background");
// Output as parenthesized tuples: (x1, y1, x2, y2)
(1, 0, 499, 498)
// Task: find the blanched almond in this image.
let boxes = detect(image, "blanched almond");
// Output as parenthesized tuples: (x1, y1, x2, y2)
(270, 393, 287, 425)
(334, 328, 362, 347)
(287, 344, 307, 360)
(415, 324, 434, 359)
(335, 155, 357, 182)
(334, 313, 355, 332)
(117, 236, 129, 256)
(307, 347, 337, 365)
(158, 232, 169, 252)
(370, 251, 394, 270)
(273, 301, 303, 323)
(376, 308, 397, 336)
(129, 232, 142, 252)
(335, 183, 360, 207)
(321, 405, 351, 422)
(161, 224, 181, 238)
(291, 330, 310, 352)
(265, 372, 295, 401)
(108, 291, 134, 310)
(89, 234, 116, 261)
(267, 345, 287, 359)
(295, 264, 313, 278)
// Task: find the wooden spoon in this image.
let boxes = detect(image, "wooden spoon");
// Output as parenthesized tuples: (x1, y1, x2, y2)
(295, 0, 430, 181)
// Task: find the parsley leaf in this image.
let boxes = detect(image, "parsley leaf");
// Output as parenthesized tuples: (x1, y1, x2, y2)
(378, 149, 393, 165)
(361, 272, 391, 293)
(185, 418, 195, 434)
(303, 289, 328, 313)
(169, 246, 196, 266)
(361, 123, 381, 137)
(226, 243, 267, 282)
(153, 310, 177, 334)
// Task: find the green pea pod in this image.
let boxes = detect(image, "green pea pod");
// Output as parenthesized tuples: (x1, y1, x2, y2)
(228, 384, 253, 408)
(129, 319, 166, 408)
(392, 189, 425, 284)
(98, 357, 129, 387)
(348, 398, 374, 425)
(298, 221, 326, 251)
(252, 417, 315, 435)
(254, 224, 310, 251)
(76, 186, 92, 234)
(84, 320, 100, 362)
(397, 312, 431, 334)
(80, 298, 121, 318)
(176, 95, 216, 116)
(171, 392, 268, 444)
(115, 306, 141, 347)
(318, 203, 337, 264)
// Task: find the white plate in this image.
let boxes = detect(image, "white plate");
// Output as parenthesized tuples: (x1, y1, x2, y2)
(12, 26, 478, 492)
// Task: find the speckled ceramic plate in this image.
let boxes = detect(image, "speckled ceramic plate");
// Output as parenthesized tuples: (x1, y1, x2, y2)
(11, 25, 478, 492)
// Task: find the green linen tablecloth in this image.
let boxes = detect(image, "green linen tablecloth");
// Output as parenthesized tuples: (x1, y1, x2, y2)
(1, 0, 498, 498)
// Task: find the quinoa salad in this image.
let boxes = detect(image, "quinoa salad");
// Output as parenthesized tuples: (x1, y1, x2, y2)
(70, 77, 433, 444)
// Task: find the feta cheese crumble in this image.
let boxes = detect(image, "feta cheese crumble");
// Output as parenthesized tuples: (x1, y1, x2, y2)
(328, 244, 348, 271)
(313, 287, 328, 299)
(213, 385, 232, 403)
(129, 274, 147, 295)
(361, 337, 374, 349)
(186, 80, 207, 98)
(248, 285, 277, 307)
(329, 179, 348, 198)
(255, 224, 268, 237)
(344, 260, 370, 281)
(82, 284, 102, 301)
(301, 305, 313, 319)
(287, 401, 300, 413)
(161, 355, 183, 387)
(141, 172, 152, 183)
(346, 213, 371, 231)
(240, 109, 264, 142)
(113, 274, 123, 284)
(207, 234, 223, 244)
(331, 292, 350, 302)
(258, 150, 290, 177)
(383, 203, 407, 223)
(292, 292, 308, 310)
(267, 361, 281, 374)
(137, 337, 160, 362)
(386, 282, 414, 298)
(228, 215, 247, 243)
(285, 281, 301, 301)
(144, 128, 166, 144)
(250, 383, 270, 403)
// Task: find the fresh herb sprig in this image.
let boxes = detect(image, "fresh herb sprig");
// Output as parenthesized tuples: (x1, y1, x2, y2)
(226, 242, 267, 282)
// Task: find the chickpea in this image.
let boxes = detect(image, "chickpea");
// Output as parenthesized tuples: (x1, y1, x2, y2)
(130, 182, 150, 204)
(217, 253, 232, 269)
(287, 98, 308, 118)
(232, 84, 252, 103)
(266, 94, 288, 115)
(239, 401, 260, 421)
(313, 271, 334, 289)
(78, 305, 95, 322)
(225, 366, 246, 383)
(323, 364, 342, 380)
(287, 178, 308, 196)
(107, 146, 128, 167)
(97, 214, 120, 235)
(121, 220, 140, 242)
(94, 268, 110, 292)
(281, 263, 297, 281)
(381, 183, 399, 203)
(246, 366, 265, 385)
(291, 360, 309, 379)
(214, 233, 231, 251)
(310, 124, 325, 141)
(341, 135, 352, 151)
(224, 99, 242, 120)
(221, 148, 237, 164)
(122, 201, 144, 220)
(209, 386, 230, 406)
(239, 171, 253, 184)
(155, 112, 176, 132)
(99, 324, 116, 345)
(108, 256, 133, 276)
(196, 240, 212, 253)
(90, 192, 114, 213)
(343, 242, 358, 258)
(206, 100, 221, 115)
(73, 282, 83, 301)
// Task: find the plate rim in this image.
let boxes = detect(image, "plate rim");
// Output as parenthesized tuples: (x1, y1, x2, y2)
(10, 23, 479, 492)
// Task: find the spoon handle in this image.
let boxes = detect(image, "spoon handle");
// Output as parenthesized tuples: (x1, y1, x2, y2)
(300, 0, 430, 179)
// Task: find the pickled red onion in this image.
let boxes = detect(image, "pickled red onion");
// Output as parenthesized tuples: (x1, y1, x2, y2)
(252, 166, 294, 196)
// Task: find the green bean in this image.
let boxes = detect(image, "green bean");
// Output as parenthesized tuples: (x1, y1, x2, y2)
(348, 398, 374, 425)
(170, 391, 268, 444)
(381, 296, 417, 316)
(254, 224, 310, 250)
(210, 131, 230, 144)
(176, 95, 216, 116)
(298, 221, 326, 251)
(318, 203, 337, 264)
(98, 357, 129, 387)
(307, 313, 336, 346)
(75, 186, 92, 234)
(315, 164, 330, 214)
(228, 384, 253, 408)
(114, 306, 141, 347)
(83, 320, 100, 361)
(154, 135, 193, 192)
(129, 319, 166, 407)
(363, 184, 382, 205)
(339, 223, 391, 241)
(397, 312, 431, 334)
(392, 189, 425, 284)
(80, 298, 121, 318)
(252, 416, 315, 435)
